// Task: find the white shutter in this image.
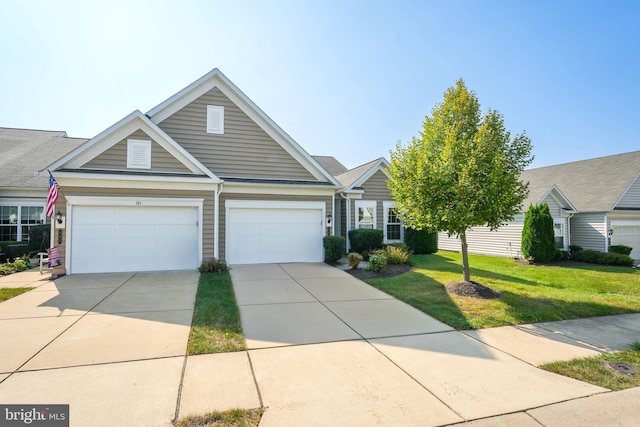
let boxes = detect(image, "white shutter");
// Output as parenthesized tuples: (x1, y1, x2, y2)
(127, 139, 151, 169)
(207, 105, 224, 134)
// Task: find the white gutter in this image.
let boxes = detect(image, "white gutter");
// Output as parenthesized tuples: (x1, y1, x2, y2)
(604, 213, 609, 252)
(214, 181, 224, 260)
(331, 192, 335, 236)
(566, 213, 574, 249)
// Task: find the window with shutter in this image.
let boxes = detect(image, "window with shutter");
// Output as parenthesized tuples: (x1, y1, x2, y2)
(207, 105, 224, 134)
(127, 139, 151, 169)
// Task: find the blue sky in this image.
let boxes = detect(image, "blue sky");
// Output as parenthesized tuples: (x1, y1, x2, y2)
(1, 0, 638, 169)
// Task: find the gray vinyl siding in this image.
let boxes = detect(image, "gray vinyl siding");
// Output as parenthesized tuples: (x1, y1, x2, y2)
(543, 194, 563, 217)
(616, 175, 640, 209)
(218, 192, 332, 262)
(437, 215, 525, 258)
(349, 170, 392, 231)
(56, 187, 214, 268)
(157, 87, 316, 180)
(82, 130, 192, 173)
(570, 212, 606, 252)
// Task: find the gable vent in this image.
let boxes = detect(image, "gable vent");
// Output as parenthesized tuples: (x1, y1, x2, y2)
(127, 139, 152, 169)
(207, 105, 224, 134)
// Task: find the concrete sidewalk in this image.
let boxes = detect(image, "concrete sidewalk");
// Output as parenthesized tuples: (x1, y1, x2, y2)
(1, 265, 639, 426)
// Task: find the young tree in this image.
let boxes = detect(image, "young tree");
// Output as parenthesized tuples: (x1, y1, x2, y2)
(387, 79, 533, 283)
(521, 203, 556, 263)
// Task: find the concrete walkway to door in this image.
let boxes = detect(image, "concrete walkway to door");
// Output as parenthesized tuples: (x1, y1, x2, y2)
(229, 263, 640, 427)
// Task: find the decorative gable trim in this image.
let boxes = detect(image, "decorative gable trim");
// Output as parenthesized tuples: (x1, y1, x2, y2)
(342, 158, 391, 192)
(126, 139, 151, 169)
(43, 110, 220, 182)
(146, 68, 340, 187)
(539, 184, 577, 213)
(612, 172, 640, 210)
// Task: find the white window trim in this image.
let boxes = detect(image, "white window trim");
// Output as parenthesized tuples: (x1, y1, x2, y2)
(0, 200, 47, 242)
(383, 201, 403, 243)
(355, 200, 376, 229)
(553, 218, 567, 250)
(127, 139, 152, 169)
(206, 105, 224, 134)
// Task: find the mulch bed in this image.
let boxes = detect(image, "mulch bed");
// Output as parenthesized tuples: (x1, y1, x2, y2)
(346, 263, 411, 280)
(445, 281, 502, 299)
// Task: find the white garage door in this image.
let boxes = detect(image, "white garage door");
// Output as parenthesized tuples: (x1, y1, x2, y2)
(71, 205, 199, 273)
(611, 221, 640, 260)
(226, 201, 324, 264)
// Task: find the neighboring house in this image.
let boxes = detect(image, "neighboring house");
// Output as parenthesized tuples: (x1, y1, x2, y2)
(38, 69, 342, 274)
(438, 151, 640, 260)
(314, 156, 402, 250)
(0, 128, 86, 242)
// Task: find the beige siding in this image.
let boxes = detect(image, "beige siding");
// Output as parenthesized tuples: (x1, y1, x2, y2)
(218, 192, 332, 262)
(570, 212, 606, 251)
(56, 187, 214, 268)
(437, 215, 525, 258)
(348, 170, 392, 231)
(157, 87, 316, 180)
(616, 175, 640, 209)
(82, 130, 192, 173)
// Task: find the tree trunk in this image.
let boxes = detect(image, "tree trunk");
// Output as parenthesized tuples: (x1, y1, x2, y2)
(460, 231, 471, 282)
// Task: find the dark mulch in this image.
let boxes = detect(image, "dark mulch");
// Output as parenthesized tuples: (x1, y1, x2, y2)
(445, 281, 502, 299)
(346, 263, 411, 280)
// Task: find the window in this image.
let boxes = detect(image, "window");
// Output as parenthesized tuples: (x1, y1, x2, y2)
(383, 201, 403, 243)
(207, 105, 224, 134)
(355, 201, 376, 229)
(553, 220, 565, 249)
(127, 139, 151, 169)
(0, 204, 45, 241)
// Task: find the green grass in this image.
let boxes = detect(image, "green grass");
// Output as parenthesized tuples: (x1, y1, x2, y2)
(173, 408, 264, 427)
(541, 347, 640, 391)
(187, 272, 246, 354)
(365, 251, 640, 329)
(0, 287, 33, 302)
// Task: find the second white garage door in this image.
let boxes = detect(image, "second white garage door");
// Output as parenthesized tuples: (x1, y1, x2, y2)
(611, 221, 640, 260)
(70, 205, 199, 274)
(226, 201, 325, 265)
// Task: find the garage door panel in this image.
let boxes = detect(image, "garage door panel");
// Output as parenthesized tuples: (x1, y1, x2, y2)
(227, 204, 324, 264)
(71, 205, 199, 273)
(611, 222, 640, 259)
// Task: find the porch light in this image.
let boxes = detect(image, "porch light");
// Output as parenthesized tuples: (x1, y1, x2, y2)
(326, 214, 332, 227)
(56, 211, 63, 224)
(608, 228, 614, 237)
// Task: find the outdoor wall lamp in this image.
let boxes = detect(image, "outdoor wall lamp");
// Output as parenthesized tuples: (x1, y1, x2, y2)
(608, 228, 614, 237)
(56, 211, 63, 224)
(326, 214, 332, 228)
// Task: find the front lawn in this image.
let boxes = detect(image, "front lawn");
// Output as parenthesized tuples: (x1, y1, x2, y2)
(365, 251, 640, 329)
(0, 287, 33, 302)
(187, 272, 246, 354)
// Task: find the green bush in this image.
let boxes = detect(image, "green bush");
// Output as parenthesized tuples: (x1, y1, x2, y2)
(377, 245, 410, 264)
(0, 258, 33, 276)
(568, 245, 583, 258)
(346, 252, 363, 269)
(0, 241, 20, 262)
(404, 228, 438, 254)
(574, 249, 634, 267)
(368, 253, 387, 272)
(323, 236, 346, 262)
(609, 245, 633, 256)
(554, 249, 570, 261)
(198, 258, 228, 273)
(28, 225, 50, 253)
(389, 242, 409, 252)
(521, 203, 556, 263)
(348, 229, 383, 254)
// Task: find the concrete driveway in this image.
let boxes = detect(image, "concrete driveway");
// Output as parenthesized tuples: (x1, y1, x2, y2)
(0, 270, 199, 426)
(229, 263, 621, 426)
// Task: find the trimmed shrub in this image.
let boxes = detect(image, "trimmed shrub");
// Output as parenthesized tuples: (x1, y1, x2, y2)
(348, 229, 383, 254)
(323, 236, 346, 262)
(609, 245, 633, 256)
(568, 245, 583, 258)
(574, 249, 634, 267)
(554, 249, 570, 261)
(521, 203, 556, 263)
(404, 228, 438, 254)
(368, 253, 387, 272)
(346, 252, 363, 269)
(28, 225, 50, 253)
(198, 258, 228, 273)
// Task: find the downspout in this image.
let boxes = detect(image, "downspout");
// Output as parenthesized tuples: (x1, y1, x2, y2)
(604, 213, 609, 252)
(214, 181, 224, 260)
(566, 213, 574, 249)
(340, 193, 351, 252)
(331, 192, 335, 236)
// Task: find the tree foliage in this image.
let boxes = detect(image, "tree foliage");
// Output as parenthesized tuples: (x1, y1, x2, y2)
(521, 203, 556, 263)
(387, 79, 533, 282)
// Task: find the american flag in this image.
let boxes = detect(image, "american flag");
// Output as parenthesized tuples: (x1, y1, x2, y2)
(48, 246, 60, 267)
(46, 173, 59, 218)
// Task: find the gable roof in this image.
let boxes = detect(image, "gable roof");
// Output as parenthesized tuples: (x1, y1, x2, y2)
(520, 150, 640, 212)
(336, 157, 391, 191)
(312, 156, 348, 176)
(146, 68, 340, 186)
(524, 184, 577, 212)
(0, 127, 87, 190)
(45, 111, 219, 182)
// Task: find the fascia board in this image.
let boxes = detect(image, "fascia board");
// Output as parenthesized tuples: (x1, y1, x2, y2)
(539, 184, 577, 212)
(611, 172, 640, 211)
(146, 69, 340, 187)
